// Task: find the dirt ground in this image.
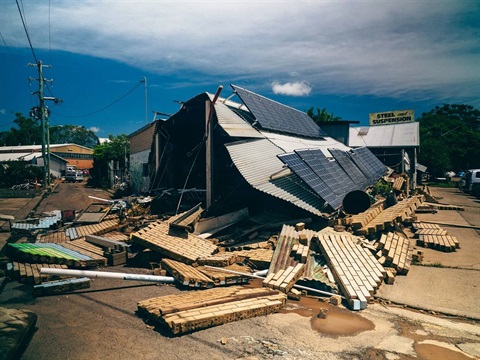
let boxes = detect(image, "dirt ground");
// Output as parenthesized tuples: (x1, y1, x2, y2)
(0, 182, 479, 360)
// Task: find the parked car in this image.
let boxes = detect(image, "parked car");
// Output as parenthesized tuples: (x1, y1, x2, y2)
(459, 169, 480, 193)
(65, 171, 84, 183)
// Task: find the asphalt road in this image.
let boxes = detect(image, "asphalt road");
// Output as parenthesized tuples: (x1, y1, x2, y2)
(0, 183, 479, 360)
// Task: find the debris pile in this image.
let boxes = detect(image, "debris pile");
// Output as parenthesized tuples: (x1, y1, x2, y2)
(2, 187, 465, 336)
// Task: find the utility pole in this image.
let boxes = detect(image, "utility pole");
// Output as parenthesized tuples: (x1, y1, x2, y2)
(29, 60, 55, 187)
(143, 77, 148, 124)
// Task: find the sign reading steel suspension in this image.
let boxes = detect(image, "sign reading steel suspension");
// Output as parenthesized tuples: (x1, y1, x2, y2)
(369, 109, 414, 126)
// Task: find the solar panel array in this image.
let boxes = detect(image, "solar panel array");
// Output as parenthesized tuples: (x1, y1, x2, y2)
(350, 147, 388, 180)
(278, 147, 387, 210)
(231, 85, 327, 139)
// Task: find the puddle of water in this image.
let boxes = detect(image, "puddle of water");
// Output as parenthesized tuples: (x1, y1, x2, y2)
(414, 343, 474, 360)
(281, 296, 375, 336)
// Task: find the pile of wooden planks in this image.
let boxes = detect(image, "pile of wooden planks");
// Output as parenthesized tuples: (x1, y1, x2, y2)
(354, 196, 424, 235)
(137, 286, 286, 335)
(412, 222, 460, 252)
(161, 259, 214, 288)
(130, 221, 218, 264)
(376, 232, 412, 275)
(316, 233, 386, 310)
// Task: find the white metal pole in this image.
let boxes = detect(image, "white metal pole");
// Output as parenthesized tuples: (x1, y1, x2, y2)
(41, 268, 175, 283)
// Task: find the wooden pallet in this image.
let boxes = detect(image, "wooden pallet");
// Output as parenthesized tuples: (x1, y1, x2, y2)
(197, 252, 237, 267)
(392, 177, 405, 191)
(412, 222, 442, 230)
(130, 221, 218, 264)
(8, 262, 69, 284)
(37, 219, 120, 243)
(229, 249, 274, 269)
(355, 196, 424, 235)
(376, 233, 413, 275)
(414, 228, 448, 236)
(162, 259, 215, 288)
(197, 264, 251, 286)
(316, 233, 385, 310)
(263, 263, 305, 293)
(416, 235, 460, 252)
(137, 286, 286, 335)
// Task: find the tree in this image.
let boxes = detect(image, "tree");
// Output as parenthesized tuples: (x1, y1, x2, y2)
(418, 104, 480, 177)
(89, 134, 129, 188)
(306, 107, 342, 124)
(0, 113, 99, 148)
(0, 113, 41, 146)
(50, 125, 99, 148)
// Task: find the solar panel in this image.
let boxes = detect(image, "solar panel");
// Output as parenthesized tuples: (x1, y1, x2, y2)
(278, 152, 340, 209)
(328, 148, 370, 188)
(351, 147, 388, 179)
(231, 85, 327, 139)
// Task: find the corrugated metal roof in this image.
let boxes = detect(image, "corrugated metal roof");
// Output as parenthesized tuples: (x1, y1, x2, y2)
(0, 152, 38, 161)
(349, 122, 419, 147)
(0, 143, 93, 152)
(214, 101, 264, 138)
(225, 139, 326, 216)
(260, 132, 351, 156)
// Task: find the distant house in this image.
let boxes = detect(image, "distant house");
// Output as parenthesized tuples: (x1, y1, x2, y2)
(129, 85, 388, 217)
(0, 151, 68, 179)
(349, 122, 420, 187)
(0, 143, 94, 175)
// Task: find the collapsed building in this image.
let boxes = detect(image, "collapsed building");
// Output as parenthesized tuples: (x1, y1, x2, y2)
(129, 84, 389, 220)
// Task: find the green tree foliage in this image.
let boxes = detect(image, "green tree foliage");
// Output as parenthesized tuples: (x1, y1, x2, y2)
(0, 113, 99, 148)
(0, 161, 43, 187)
(306, 107, 342, 124)
(0, 113, 41, 146)
(89, 134, 129, 187)
(50, 125, 99, 148)
(418, 104, 480, 177)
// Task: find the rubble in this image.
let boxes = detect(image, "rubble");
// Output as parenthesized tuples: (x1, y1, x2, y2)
(1, 184, 466, 335)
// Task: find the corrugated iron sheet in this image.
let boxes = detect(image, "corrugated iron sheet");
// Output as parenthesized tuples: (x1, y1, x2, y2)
(225, 139, 326, 216)
(214, 101, 264, 138)
(349, 122, 419, 148)
(260, 132, 351, 156)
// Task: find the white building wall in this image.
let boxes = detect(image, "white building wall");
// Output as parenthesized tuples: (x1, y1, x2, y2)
(130, 149, 150, 193)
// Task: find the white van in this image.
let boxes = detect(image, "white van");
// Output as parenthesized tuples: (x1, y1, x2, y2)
(459, 169, 480, 192)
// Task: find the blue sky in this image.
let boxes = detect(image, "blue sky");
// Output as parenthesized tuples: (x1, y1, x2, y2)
(1, 0, 479, 138)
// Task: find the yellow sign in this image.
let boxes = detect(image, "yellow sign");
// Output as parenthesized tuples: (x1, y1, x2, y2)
(369, 109, 415, 126)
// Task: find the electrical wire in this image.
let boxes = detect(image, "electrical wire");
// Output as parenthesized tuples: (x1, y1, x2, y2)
(50, 80, 144, 118)
(16, 0, 38, 64)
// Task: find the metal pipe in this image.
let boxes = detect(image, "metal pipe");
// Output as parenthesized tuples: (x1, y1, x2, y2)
(41, 268, 175, 283)
(204, 266, 344, 298)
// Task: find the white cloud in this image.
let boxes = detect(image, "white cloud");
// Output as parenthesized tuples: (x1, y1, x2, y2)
(1, 0, 479, 105)
(272, 82, 312, 96)
(89, 126, 100, 133)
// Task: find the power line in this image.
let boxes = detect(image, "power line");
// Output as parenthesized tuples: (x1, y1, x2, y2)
(16, 0, 38, 63)
(51, 80, 144, 119)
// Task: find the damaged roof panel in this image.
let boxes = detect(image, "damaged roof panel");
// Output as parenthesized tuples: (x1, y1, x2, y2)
(231, 85, 327, 139)
(214, 101, 264, 138)
(261, 132, 351, 156)
(225, 139, 326, 216)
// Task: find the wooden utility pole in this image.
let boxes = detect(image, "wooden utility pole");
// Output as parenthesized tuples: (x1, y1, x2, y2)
(205, 86, 223, 209)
